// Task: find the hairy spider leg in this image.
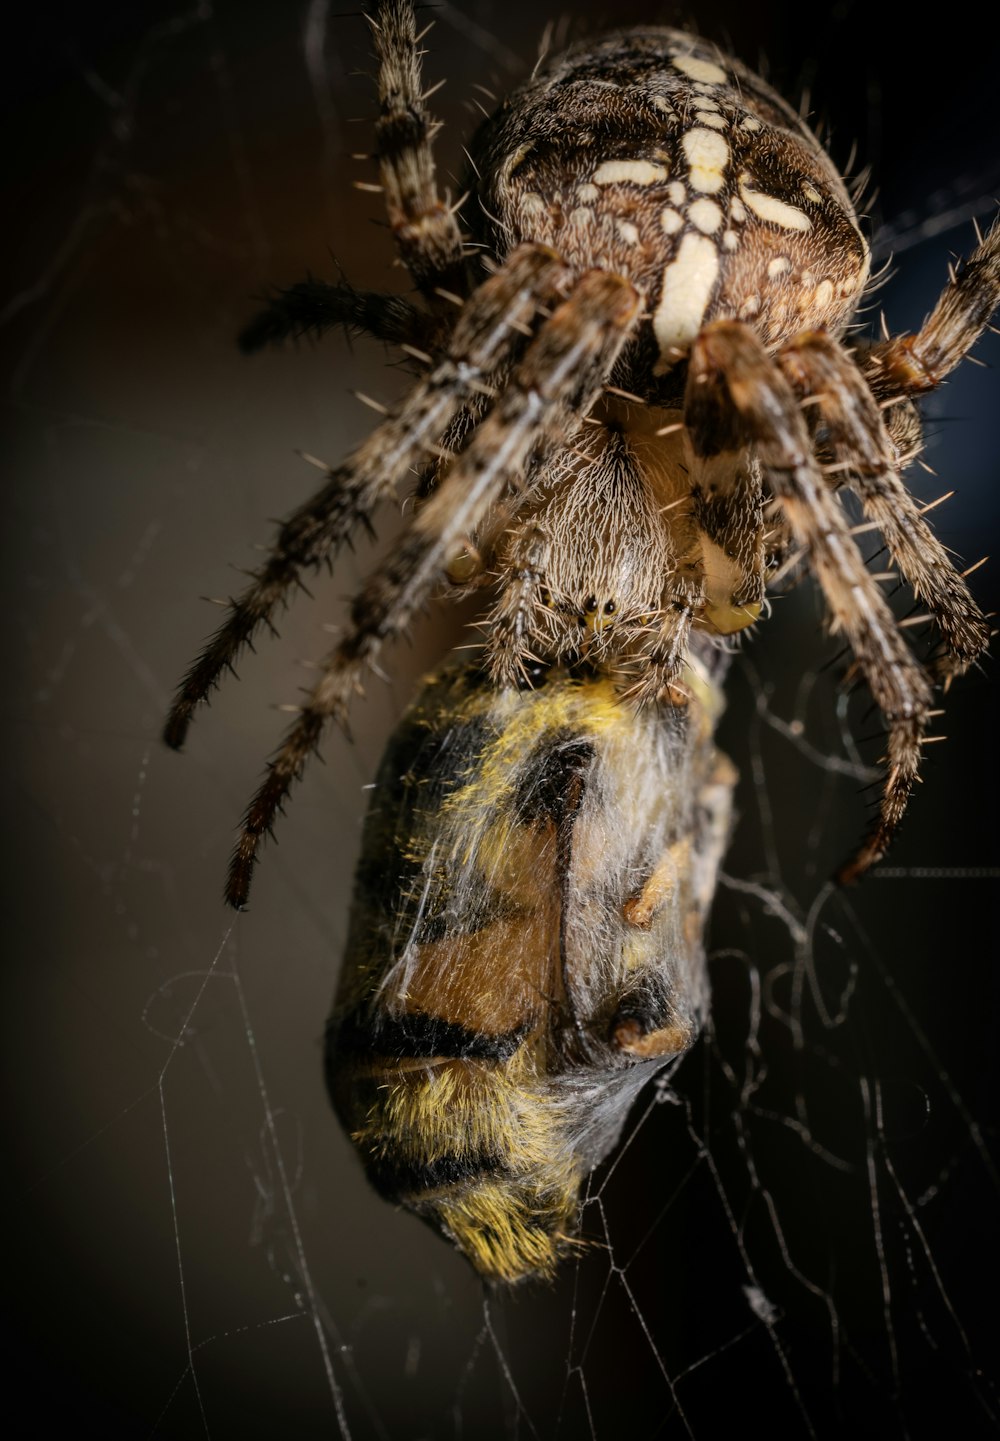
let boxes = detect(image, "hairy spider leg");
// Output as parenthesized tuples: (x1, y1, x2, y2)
(226, 270, 641, 907)
(687, 320, 934, 882)
(622, 553, 706, 709)
(238, 0, 474, 353)
(865, 216, 1000, 399)
(237, 281, 437, 354)
(371, 0, 467, 302)
(163, 244, 571, 750)
(778, 331, 991, 680)
(484, 522, 552, 687)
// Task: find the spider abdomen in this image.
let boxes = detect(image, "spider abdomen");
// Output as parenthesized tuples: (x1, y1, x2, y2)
(474, 28, 870, 389)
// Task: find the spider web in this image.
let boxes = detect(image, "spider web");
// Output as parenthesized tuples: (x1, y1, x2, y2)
(5, 2, 998, 1436)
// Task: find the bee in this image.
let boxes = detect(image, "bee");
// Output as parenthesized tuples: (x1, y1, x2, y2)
(164, 4, 997, 1280)
(325, 657, 734, 1280)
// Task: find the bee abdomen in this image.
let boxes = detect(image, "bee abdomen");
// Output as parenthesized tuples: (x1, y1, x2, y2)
(331, 1008, 528, 1062)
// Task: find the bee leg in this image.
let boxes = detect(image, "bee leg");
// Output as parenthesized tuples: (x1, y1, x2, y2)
(687, 320, 934, 883)
(224, 270, 641, 908)
(164, 243, 569, 750)
(608, 949, 696, 1060)
(613, 753, 736, 1060)
(610, 1010, 695, 1059)
(690, 753, 739, 919)
(777, 330, 991, 683)
(622, 838, 690, 931)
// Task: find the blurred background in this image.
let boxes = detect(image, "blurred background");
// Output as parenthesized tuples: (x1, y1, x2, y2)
(4, 2, 998, 1436)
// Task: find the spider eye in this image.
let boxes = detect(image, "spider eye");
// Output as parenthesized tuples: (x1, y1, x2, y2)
(582, 594, 617, 634)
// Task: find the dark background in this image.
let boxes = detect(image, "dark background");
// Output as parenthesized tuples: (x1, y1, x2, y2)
(4, 2, 998, 1437)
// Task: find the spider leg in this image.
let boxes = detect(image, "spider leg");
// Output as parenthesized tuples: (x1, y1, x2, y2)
(622, 584, 703, 708)
(484, 524, 552, 687)
(864, 215, 1000, 398)
(237, 279, 438, 354)
(622, 503, 706, 709)
(164, 243, 570, 750)
(226, 271, 641, 908)
(370, 0, 467, 302)
(777, 331, 991, 680)
(688, 456, 765, 633)
(623, 417, 769, 707)
(686, 320, 934, 882)
(239, 0, 471, 358)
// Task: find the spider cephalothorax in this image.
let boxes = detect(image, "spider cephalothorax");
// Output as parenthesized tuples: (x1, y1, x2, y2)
(165, 3, 994, 906)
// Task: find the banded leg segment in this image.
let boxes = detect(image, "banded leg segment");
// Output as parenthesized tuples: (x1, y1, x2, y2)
(164, 244, 570, 750)
(226, 271, 642, 908)
(864, 215, 1000, 397)
(778, 331, 991, 680)
(484, 525, 551, 687)
(371, 0, 467, 300)
(238, 280, 438, 355)
(622, 572, 704, 707)
(687, 321, 934, 881)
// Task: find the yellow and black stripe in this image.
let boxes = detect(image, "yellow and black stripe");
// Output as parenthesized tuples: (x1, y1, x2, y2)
(326, 660, 731, 1282)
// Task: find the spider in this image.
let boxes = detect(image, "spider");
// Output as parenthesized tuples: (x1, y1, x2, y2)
(165, 0, 997, 912)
